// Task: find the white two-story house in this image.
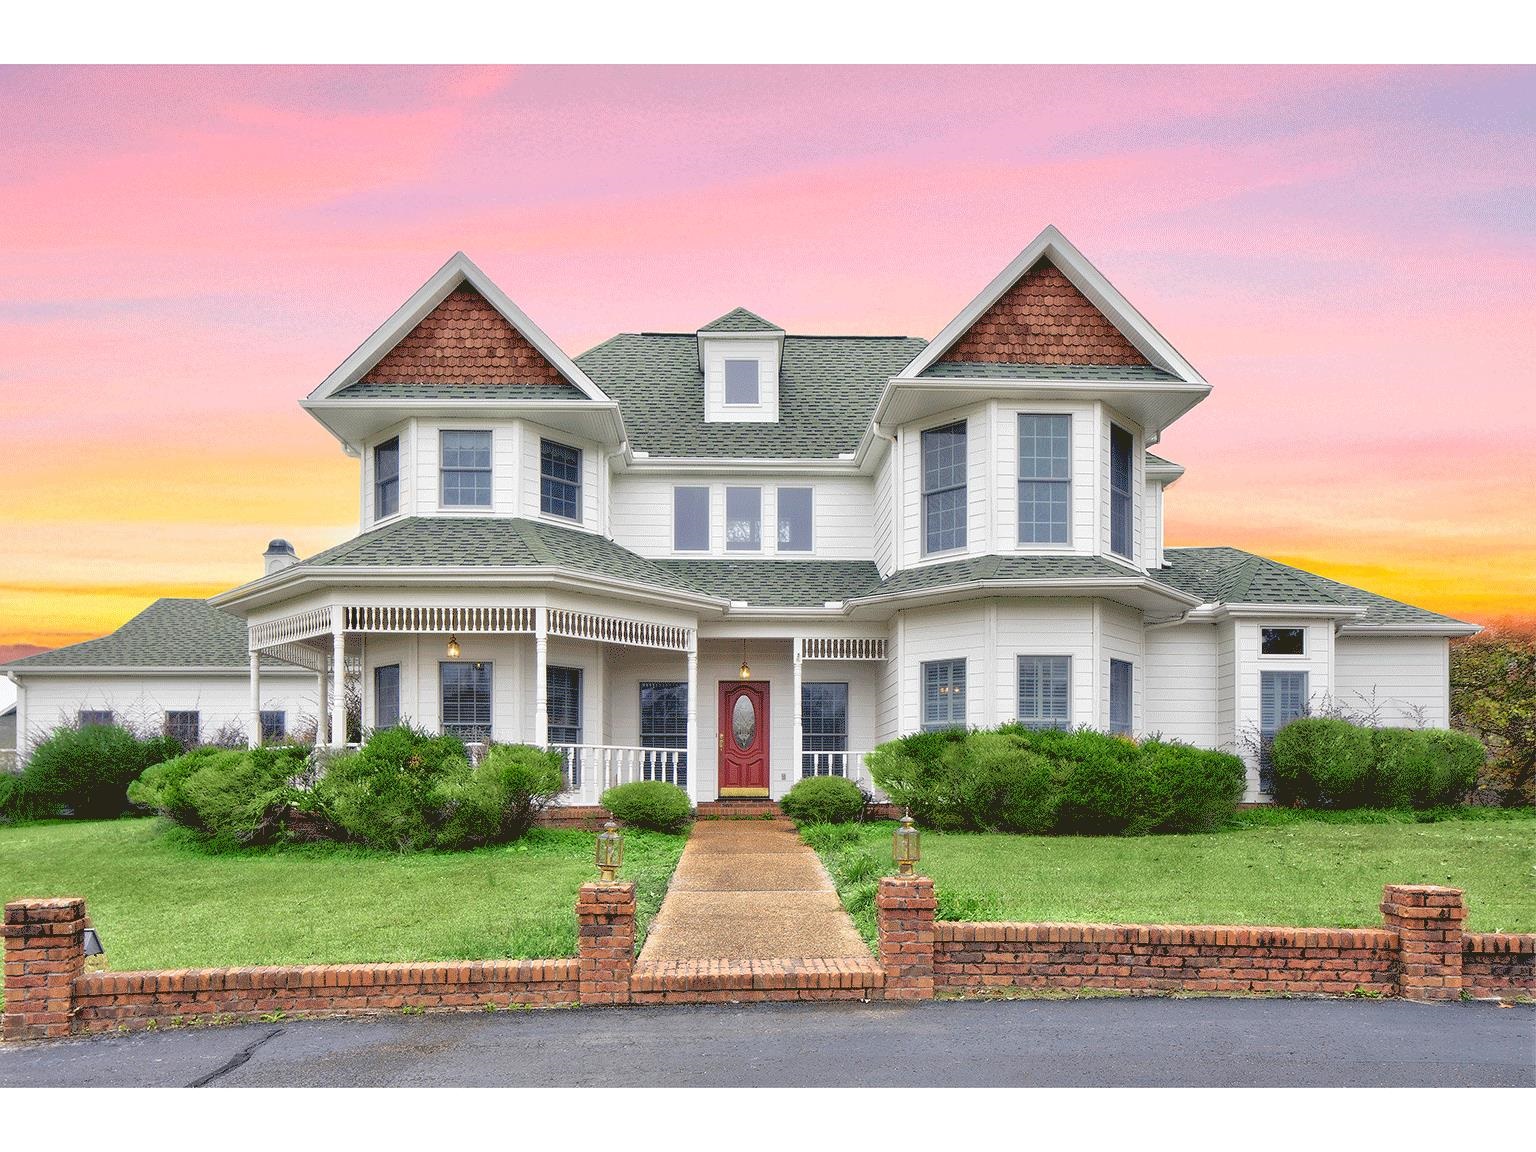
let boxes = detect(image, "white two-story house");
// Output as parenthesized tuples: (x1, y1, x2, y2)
(4, 227, 1478, 802)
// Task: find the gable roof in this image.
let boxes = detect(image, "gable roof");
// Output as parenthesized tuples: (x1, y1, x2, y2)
(698, 307, 784, 334)
(0, 599, 302, 671)
(577, 333, 928, 459)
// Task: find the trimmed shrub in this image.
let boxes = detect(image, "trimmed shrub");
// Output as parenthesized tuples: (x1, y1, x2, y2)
(1422, 728, 1484, 805)
(432, 744, 564, 847)
(1272, 717, 1375, 807)
(600, 780, 693, 833)
(313, 726, 473, 851)
(1138, 740, 1247, 832)
(865, 728, 972, 831)
(128, 745, 310, 848)
(4, 724, 181, 820)
(1372, 728, 1442, 810)
(781, 775, 865, 824)
(1049, 731, 1147, 835)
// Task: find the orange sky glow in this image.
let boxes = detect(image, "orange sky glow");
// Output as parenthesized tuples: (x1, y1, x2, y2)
(2, 65, 1532, 648)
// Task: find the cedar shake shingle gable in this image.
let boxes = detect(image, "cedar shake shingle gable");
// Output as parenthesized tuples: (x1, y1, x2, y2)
(938, 258, 1150, 367)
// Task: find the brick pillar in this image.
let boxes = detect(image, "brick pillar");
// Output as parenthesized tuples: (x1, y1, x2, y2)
(3, 898, 86, 1041)
(877, 876, 936, 1001)
(1381, 884, 1466, 1002)
(577, 882, 635, 1005)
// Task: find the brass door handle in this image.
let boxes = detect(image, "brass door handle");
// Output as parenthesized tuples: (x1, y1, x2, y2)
(718, 733, 724, 750)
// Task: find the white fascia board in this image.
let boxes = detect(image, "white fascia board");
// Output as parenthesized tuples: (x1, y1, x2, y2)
(307, 252, 612, 405)
(615, 454, 862, 476)
(696, 328, 786, 370)
(1338, 622, 1482, 637)
(1206, 603, 1368, 622)
(302, 397, 627, 454)
(873, 376, 1211, 430)
(901, 226, 1206, 383)
(1144, 461, 1186, 485)
(844, 576, 1203, 617)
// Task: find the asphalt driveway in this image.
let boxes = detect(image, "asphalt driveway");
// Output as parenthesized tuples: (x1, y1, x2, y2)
(2, 997, 1531, 1088)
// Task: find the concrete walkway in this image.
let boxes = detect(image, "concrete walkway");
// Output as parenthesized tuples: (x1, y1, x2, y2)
(637, 819, 869, 963)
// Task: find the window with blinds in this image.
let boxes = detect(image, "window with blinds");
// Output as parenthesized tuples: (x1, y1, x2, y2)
(1260, 670, 1308, 793)
(1017, 656, 1071, 729)
(921, 659, 966, 731)
(441, 661, 493, 742)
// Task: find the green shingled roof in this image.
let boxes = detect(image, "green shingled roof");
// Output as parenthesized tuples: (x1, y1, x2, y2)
(697, 307, 784, 333)
(576, 333, 928, 458)
(861, 554, 1159, 599)
(655, 560, 881, 607)
(331, 381, 589, 400)
(1, 599, 301, 671)
(920, 362, 1181, 382)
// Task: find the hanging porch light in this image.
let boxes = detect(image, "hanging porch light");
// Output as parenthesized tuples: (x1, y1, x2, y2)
(739, 640, 751, 680)
(445, 634, 461, 659)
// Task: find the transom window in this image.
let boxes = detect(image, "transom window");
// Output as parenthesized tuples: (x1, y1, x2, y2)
(801, 682, 849, 777)
(1110, 423, 1133, 559)
(1109, 659, 1133, 736)
(777, 487, 813, 552)
(922, 422, 967, 555)
(540, 439, 582, 521)
(259, 710, 287, 744)
(724, 359, 760, 405)
(77, 710, 114, 728)
(726, 486, 762, 551)
(374, 436, 400, 520)
(673, 486, 710, 551)
(639, 681, 688, 786)
(1261, 627, 1306, 656)
(375, 664, 401, 729)
(164, 711, 200, 747)
(440, 430, 492, 508)
(1018, 414, 1070, 544)
(440, 661, 492, 742)
(1260, 670, 1308, 793)
(547, 667, 582, 745)
(1017, 656, 1071, 730)
(921, 659, 967, 731)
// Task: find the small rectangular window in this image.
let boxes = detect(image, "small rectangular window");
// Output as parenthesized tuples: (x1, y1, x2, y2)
(164, 711, 200, 747)
(724, 359, 760, 405)
(726, 486, 762, 551)
(921, 659, 967, 731)
(440, 430, 492, 508)
(1261, 627, 1306, 656)
(374, 436, 400, 520)
(1017, 656, 1071, 730)
(547, 666, 582, 745)
(77, 710, 114, 728)
(673, 486, 710, 551)
(777, 487, 813, 552)
(1260, 670, 1309, 792)
(1110, 424, 1133, 559)
(440, 661, 492, 742)
(259, 710, 287, 744)
(801, 682, 850, 777)
(1018, 414, 1071, 544)
(1109, 659, 1133, 736)
(540, 439, 582, 521)
(639, 681, 688, 787)
(375, 664, 401, 729)
(922, 422, 967, 554)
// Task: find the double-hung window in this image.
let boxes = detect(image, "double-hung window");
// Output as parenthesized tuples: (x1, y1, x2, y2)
(777, 487, 813, 552)
(639, 681, 687, 786)
(726, 486, 762, 551)
(374, 436, 400, 520)
(673, 486, 710, 551)
(164, 711, 200, 747)
(546, 667, 582, 746)
(440, 662, 492, 742)
(1259, 670, 1308, 793)
(540, 439, 582, 521)
(259, 710, 287, 744)
(1018, 414, 1070, 544)
(1017, 656, 1071, 730)
(921, 659, 967, 731)
(440, 430, 492, 508)
(77, 710, 114, 728)
(1109, 659, 1133, 736)
(1109, 423, 1133, 559)
(801, 682, 850, 777)
(922, 422, 967, 554)
(375, 664, 401, 730)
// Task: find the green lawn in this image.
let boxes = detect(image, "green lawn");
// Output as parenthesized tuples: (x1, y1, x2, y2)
(0, 818, 686, 979)
(804, 809, 1536, 946)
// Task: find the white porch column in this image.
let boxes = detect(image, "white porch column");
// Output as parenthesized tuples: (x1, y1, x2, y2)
(248, 651, 261, 749)
(685, 631, 699, 805)
(534, 607, 549, 747)
(329, 606, 346, 748)
(792, 636, 804, 784)
(316, 668, 329, 746)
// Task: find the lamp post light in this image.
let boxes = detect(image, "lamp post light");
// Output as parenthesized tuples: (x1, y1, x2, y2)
(596, 819, 624, 881)
(893, 812, 921, 877)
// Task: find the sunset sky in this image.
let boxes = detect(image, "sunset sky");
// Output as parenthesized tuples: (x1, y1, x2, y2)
(1, 65, 1532, 651)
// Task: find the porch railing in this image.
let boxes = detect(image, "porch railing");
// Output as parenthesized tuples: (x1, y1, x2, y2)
(797, 749, 877, 795)
(553, 744, 687, 807)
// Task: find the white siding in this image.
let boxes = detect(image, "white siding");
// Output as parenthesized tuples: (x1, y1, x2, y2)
(1230, 619, 1336, 800)
(991, 600, 1098, 729)
(1335, 635, 1450, 727)
(873, 446, 895, 577)
(1098, 600, 1145, 732)
(994, 400, 1099, 555)
(519, 422, 603, 532)
(360, 420, 410, 531)
(1144, 622, 1219, 747)
(700, 337, 781, 423)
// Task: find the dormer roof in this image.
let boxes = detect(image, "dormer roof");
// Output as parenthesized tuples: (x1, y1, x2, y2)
(697, 307, 784, 334)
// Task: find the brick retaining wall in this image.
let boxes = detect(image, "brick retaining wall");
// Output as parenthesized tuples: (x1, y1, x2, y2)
(1462, 932, 1536, 999)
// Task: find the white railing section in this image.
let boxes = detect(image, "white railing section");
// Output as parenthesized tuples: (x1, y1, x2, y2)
(552, 744, 687, 806)
(547, 609, 691, 652)
(249, 607, 334, 650)
(798, 637, 887, 661)
(797, 749, 876, 793)
(263, 641, 328, 672)
(344, 605, 538, 634)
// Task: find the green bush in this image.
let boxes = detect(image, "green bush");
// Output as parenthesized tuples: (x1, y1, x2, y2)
(1272, 717, 1375, 807)
(1050, 730, 1147, 835)
(1138, 740, 1247, 832)
(432, 744, 564, 848)
(600, 780, 693, 833)
(128, 745, 231, 827)
(3, 724, 181, 821)
(1422, 729, 1484, 804)
(781, 775, 866, 824)
(314, 726, 470, 851)
(1372, 728, 1442, 809)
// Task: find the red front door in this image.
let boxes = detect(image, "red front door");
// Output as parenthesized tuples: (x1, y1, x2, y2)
(718, 681, 770, 796)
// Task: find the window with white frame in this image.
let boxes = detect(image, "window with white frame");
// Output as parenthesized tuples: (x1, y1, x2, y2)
(726, 486, 761, 551)
(921, 659, 967, 731)
(1109, 659, 1133, 735)
(1260, 670, 1308, 792)
(440, 430, 492, 508)
(639, 681, 687, 786)
(922, 422, 967, 555)
(1261, 627, 1306, 656)
(724, 359, 760, 405)
(440, 662, 492, 742)
(77, 710, 114, 728)
(259, 710, 286, 744)
(801, 682, 849, 777)
(1110, 423, 1133, 559)
(1017, 656, 1071, 730)
(374, 436, 400, 520)
(1018, 414, 1070, 544)
(547, 667, 582, 746)
(777, 487, 813, 552)
(540, 439, 582, 521)
(164, 711, 200, 747)
(673, 486, 710, 551)
(375, 664, 401, 729)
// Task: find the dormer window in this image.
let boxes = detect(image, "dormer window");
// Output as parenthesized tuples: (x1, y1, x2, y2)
(724, 359, 760, 405)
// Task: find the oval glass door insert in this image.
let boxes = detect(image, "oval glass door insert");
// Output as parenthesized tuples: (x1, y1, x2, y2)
(732, 694, 756, 750)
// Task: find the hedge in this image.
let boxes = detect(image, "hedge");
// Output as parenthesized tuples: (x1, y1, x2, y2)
(2, 724, 181, 822)
(780, 775, 866, 824)
(1271, 719, 1483, 809)
(600, 780, 693, 833)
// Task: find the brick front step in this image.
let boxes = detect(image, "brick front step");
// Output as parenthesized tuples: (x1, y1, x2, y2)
(630, 957, 884, 1003)
(695, 800, 783, 820)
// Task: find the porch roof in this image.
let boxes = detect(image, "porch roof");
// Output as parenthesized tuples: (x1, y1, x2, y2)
(656, 559, 881, 607)
(859, 554, 1179, 599)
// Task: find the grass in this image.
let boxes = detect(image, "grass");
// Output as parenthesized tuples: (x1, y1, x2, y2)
(0, 818, 687, 982)
(802, 808, 1536, 947)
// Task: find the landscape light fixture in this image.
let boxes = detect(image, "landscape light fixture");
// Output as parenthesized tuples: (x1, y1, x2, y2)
(82, 926, 105, 957)
(596, 820, 624, 881)
(893, 812, 921, 877)
(445, 635, 461, 659)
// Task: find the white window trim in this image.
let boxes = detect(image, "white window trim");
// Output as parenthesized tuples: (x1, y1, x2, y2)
(1108, 421, 1135, 562)
(373, 434, 403, 524)
(776, 485, 814, 553)
(538, 437, 583, 524)
(725, 485, 764, 554)
(920, 418, 969, 559)
(722, 358, 762, 407)
(439, 659, 495, 742)
(1016, 412, 1073, 549)
(672, 484, 712, 554)
(1016, 654, 1072, 729)
(1258, 625, 1309, 659)
(439, 428, 495, 511)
